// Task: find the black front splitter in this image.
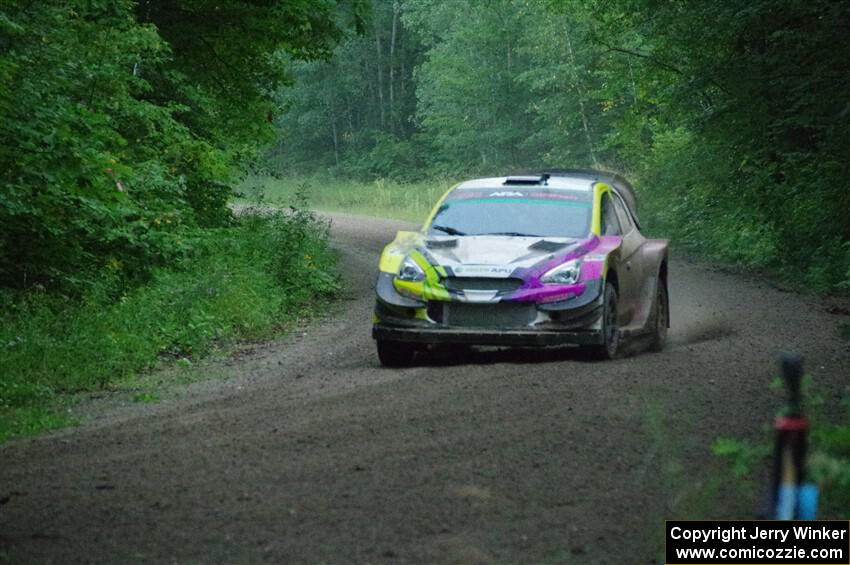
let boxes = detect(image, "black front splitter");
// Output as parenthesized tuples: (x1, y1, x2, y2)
(372, 325, 603, 346)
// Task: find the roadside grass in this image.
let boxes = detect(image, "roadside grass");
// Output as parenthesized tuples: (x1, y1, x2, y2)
(712, 378, 850, 519)
(541, 393, 749, 564)
(239, 174, 453, 223)
(0, 208, 338, 443)
(640, 398, 741, 516)
(131, 392, 160, 404)
(637, 395, 755, 563)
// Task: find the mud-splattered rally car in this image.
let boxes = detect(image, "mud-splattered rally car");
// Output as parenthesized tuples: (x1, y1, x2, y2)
(372, 170, 669, 366)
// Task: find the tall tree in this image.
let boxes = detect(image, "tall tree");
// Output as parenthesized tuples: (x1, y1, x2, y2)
(409, 0, 537, 171)
(0, 0, 359, 291)
(274, 0, 426, 178)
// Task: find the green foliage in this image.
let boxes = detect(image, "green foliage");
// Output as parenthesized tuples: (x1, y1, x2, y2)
(0, 210, 338, 443)
(0, 404, 75, 445)
(271, 0, 427, 178)
(139, 0, 351, 148)
(0, 0, 359, 293)
(274, 0, 850, 291)
(343, 132, 431, 181)
(711, 438, 772, 479)
(713, 381, 850, 517)
(132, 392, 159, 404)
(412, 1, 537, 172)
(0, 0, 357, 440)
(586, 0, 850, 290)
(0, 1, 186, 291)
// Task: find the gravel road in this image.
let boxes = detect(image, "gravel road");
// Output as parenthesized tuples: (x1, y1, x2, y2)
(1, 213, 848, 564)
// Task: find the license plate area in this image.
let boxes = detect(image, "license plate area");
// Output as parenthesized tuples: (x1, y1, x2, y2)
(440, 302, 537, 328)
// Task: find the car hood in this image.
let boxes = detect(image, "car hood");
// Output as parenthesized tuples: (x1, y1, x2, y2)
(380, 231, 617, 305)
(424, 235, 581, 274)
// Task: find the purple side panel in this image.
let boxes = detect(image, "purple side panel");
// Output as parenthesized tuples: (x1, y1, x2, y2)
(580, 236, 621, 281)
(504, 235, 622, 303)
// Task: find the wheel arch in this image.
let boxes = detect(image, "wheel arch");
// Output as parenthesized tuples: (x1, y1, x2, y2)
(605, 267, 619, 293)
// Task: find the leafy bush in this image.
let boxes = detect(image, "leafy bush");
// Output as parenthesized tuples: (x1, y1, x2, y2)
(0, 208, 338, 442)
(0, 2, 231, 294)
(0, 0, 358, 295)
(341, 132, 431, 182)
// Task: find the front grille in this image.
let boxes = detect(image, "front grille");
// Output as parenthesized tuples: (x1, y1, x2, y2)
(443, 277, 523, 292)
(443, 302, 537, 328)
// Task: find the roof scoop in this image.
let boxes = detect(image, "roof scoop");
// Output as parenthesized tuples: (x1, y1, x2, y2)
(503, 174, 549, 186)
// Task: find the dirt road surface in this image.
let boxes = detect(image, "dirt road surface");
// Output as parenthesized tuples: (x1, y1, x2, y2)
(1, 213, 848, 564)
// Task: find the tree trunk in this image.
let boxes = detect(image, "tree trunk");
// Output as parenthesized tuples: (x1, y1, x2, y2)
(374, 15, 386, 129)
(346, 98, 354, 133)
(565, 25, 598, 167)
(364, 56, 377, 129)
(331, 117, 339, 166)
(389, 1, 398, 133)
(328, 99, 340, 166)
(399, 27, 406, 133)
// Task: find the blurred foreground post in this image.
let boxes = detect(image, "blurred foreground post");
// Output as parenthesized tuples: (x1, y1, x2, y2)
(766, 353, 818, 519)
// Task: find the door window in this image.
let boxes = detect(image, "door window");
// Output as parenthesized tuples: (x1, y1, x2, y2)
(600, 193, 622, 236)
(611, 192, 634, 233)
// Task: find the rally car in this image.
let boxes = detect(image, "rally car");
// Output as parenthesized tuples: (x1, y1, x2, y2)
(372, 169, 669, 366)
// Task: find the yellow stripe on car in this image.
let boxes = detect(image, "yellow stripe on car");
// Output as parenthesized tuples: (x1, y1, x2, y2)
(590, 182, 612, 236)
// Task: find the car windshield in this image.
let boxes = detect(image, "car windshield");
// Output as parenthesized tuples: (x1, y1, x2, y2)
(427, 193, 592, 238)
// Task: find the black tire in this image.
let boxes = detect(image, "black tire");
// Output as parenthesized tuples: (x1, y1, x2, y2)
(588, 281, 620, 360)
(649, 281, 669, 352)
(376, 339, 416, 367)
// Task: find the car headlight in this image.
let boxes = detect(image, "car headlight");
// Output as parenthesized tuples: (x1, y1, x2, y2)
(541, 259, 582, 285)
(397, 255, 426, 282)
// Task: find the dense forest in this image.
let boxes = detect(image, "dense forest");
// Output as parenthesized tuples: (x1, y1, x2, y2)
(0, 0, 363, 293)
(275, 0, 850, 291)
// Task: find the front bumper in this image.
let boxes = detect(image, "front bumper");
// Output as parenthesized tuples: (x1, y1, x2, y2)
(372, 325, 603, 346)
(373, 272, 605, 347)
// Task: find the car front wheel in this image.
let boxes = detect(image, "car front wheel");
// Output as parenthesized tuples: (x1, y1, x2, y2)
(649, 281, 669, 352)
(588, 281, 620, 360)
(376, 339, 416, 367)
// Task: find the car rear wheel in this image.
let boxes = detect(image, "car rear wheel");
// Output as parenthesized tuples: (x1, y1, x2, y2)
(376, 339, 416, 367)
(588, 281, 620, 360)
(649, 281, 669, 352)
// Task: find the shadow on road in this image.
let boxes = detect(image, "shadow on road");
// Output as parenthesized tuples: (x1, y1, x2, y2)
(406, 320, 737, 367)
(417, 344, 608, 366)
